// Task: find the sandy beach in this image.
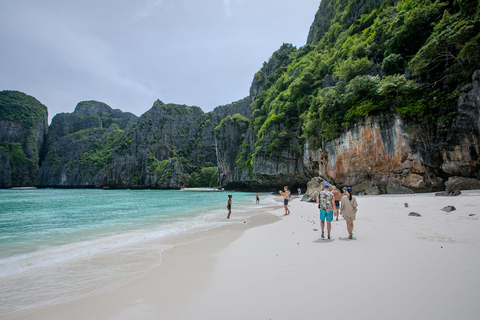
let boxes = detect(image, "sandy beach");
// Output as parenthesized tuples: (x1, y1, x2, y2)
(7, 191, 480, 320)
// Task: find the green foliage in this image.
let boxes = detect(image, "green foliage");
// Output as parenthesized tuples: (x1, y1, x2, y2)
(152, 100, 203, 116)
(244, 0, 478, 150)
(334, 57, 373, 81)
(409, 10, 480, 81)
(79, 126, 124, 168)
(0, 90, 47, 128)
(214, 114, 249, 135)
(384, 0, 448, 56)
(382, 53, 405, 75)
(0, 142, 36, 166)
(199, 167, 217, 187)
(183, 167, 217, 187)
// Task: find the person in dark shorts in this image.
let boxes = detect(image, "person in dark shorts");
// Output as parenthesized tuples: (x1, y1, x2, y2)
(279, 186, 291, 215)
(227, 195, 232, 219)
(256, 192, 260, 204)
(331, 186, 341, 221)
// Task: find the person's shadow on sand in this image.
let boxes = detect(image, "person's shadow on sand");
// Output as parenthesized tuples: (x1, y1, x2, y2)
(313, 238, 335, 243)
(338, 237, 356, 241)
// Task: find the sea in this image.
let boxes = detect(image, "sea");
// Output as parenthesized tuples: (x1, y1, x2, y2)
(0, 188, 276, 315)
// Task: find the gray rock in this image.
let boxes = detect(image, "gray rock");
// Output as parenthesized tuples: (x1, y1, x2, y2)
(435, 190, 461, 197)
(445, 176, 480, 191)
(441, 206, 456, 212)
(387, 183, 414, 194)
(408, 212, 421, 217)
(0, 91, 48, 187)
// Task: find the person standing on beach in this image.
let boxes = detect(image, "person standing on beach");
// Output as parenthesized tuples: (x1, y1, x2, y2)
(256, 192, 260, 204)
(331, 186, 341, 221)
(341, 187, 358, 239)
(298, 188, 301, 196)
(227, 195, 232, 219)
(317, 184, 335, 239)
(279, 186, 291, 215)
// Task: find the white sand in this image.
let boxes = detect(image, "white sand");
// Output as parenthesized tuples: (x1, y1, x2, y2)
(7, 191, 480, 320)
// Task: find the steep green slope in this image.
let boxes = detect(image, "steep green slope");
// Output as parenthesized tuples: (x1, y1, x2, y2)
(242, 0, 479, 171)
(0, 90, 48, 187)
(0, 90, 48, 128)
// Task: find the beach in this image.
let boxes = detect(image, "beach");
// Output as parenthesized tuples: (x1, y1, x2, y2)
(6, 190, 480, 320)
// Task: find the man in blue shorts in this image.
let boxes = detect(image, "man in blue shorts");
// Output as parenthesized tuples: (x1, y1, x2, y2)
(317, 184, 335, 239)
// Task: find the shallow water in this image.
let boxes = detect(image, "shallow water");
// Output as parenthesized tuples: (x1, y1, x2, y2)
(0, 189, 275, 315)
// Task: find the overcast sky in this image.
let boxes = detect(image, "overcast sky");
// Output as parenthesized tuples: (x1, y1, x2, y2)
(0, 0, 320, 123)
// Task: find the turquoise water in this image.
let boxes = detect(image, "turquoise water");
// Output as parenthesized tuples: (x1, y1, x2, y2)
(0, 189, 275, 315)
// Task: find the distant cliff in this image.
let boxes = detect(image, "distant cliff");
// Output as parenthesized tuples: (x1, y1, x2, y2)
(0, 91, 48, 187)
(36, 101, 138, 187)
(36, 98, 250, 189)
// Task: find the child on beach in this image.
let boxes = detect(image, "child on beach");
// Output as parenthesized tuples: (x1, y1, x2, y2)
(279, 186, 291, 215)
(341, 187, 358, 239)
(227, 195, 232, 219)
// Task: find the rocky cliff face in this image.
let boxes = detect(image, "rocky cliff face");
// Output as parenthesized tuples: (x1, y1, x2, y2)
(216, 44, 314, 190)
(100, 101, 205, 189)
(36, 98, 251, 189)
(306, 0, 387, 45)
(303, 70, 480, 194)
(36, 101, 138, 188)
(216, 0, 480, 194)
(217, 62, 479, 194)
(0, 91, 48, 187)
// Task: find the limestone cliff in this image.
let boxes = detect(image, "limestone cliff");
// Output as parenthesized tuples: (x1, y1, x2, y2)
(0, 91, 48, 187)
(36, 101, 137, 187)
(215, 0, 480, 193)
(306, 0, 387, 45)
(99, 101, 205, 189)
(37, 98, 250, 189)
(304, 70, 480, 194)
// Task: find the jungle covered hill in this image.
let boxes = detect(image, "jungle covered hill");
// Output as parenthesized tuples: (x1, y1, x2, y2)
(217, 0, 480, 193)
(1, 0, 479, 193)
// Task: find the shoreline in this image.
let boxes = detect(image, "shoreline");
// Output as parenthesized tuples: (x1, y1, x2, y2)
(5, 191, 480, 320)
(4, 196, 283, 320)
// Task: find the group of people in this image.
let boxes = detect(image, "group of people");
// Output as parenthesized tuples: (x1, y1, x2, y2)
(227, 184, 358, 240)
(317, 184, 357, 239)
(279, 184, 357, 239)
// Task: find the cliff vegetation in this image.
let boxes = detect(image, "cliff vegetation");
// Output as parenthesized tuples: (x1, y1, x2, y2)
(218, 0, 479, 192)
(2, 0, 479, 192)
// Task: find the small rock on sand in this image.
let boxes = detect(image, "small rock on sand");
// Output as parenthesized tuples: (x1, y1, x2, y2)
(441, 206, 456, 212)
(408, 212, 421, 217)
